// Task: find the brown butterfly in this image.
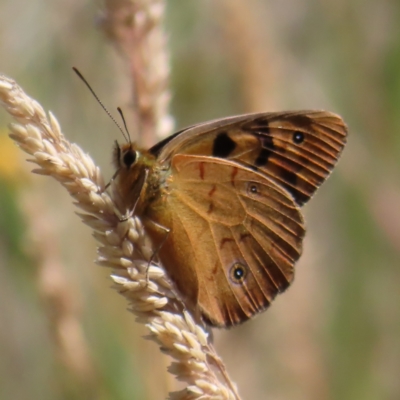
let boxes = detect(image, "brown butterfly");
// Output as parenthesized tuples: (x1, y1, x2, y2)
(113, 111, 347, 328)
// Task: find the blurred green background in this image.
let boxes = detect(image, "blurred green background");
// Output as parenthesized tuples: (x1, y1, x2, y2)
(1, 1, 399, 399)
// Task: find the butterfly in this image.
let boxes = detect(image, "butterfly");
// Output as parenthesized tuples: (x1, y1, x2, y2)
(113, 110, 347, 328)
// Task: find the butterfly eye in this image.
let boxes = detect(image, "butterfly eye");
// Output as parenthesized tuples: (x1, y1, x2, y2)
(230, 262, 247, 283)
(293, 131, 305, 144)
(122, 149, 137, 168)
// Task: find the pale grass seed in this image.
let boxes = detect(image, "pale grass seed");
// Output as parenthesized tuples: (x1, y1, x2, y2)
(0, 73, 241, 400)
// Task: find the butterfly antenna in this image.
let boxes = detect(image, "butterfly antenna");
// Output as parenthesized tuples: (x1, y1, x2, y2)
(72, 67, 129, 143)
(117, 107, 132, 144)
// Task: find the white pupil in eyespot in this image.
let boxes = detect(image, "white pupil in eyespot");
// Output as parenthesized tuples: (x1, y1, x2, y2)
(230, 262, 247, 283)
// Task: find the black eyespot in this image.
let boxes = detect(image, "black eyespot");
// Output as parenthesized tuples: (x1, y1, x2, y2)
(293, 131, 305, 144)
(248, 183, 259, 194)
(230, 263, 247, 283)
(122, 150, 137, 168)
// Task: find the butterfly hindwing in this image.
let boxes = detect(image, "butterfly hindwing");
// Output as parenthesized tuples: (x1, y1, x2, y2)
(144, 154, 304, 327)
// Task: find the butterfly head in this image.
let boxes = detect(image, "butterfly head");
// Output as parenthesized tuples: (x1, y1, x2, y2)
(112, 141, 157, 210)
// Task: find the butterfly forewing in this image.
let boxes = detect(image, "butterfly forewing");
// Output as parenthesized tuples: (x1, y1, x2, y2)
(240, 111, 347, 205)
(143, 154, 304, 327)
(151, 111, 347, 206)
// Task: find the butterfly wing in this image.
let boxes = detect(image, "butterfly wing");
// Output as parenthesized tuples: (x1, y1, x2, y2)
(150, 111, 347, 206)
(143, 154, 304, 327)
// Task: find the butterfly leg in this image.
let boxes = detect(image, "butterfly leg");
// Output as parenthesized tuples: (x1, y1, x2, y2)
(104, 168, 120, 190)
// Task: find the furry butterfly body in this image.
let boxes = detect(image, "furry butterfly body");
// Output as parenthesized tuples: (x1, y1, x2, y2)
(113, 111, 347, 327)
